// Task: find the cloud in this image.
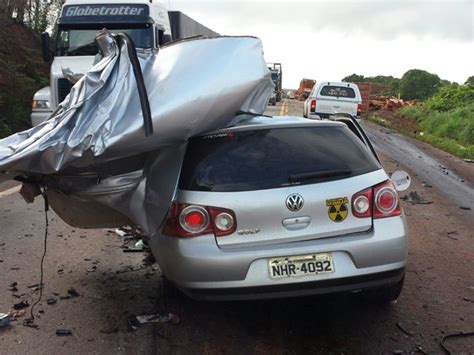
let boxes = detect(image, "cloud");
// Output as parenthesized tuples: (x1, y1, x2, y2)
(172, 1, 473, 42)
(170, 1, 473, 87)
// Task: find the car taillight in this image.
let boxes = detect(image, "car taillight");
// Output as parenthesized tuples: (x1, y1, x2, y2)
(310, 99, 316, 112)
(352, 187, 373, 218)
(357, 103, 362, 114)
(163, 202, 237, 237)
(374, 182, 401, 218)
(179, 205, 209, 233)
(352, 180, 401, 219)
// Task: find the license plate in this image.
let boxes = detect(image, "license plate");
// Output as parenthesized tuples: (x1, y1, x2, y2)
(268, 253, 335, 279)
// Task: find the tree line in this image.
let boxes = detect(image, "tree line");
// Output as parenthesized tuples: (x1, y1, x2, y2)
(0, 0, 63, 33)
(343, 70, 474, 101)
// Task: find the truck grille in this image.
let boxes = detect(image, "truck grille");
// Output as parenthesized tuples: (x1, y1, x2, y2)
(57, 78, 73, 104)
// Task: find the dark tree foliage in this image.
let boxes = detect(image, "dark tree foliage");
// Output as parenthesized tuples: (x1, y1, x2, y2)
(0, 0, 64, 33)
(342, 74, 400, 96)
(399, 69, 441, 101)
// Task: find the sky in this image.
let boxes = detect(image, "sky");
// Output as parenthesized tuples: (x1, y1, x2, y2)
(169, 0, 474, 88)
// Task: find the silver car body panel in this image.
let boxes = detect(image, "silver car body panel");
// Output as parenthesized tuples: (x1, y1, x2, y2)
(175, 169, 388, 248)
(151, 215, 407, 300)
(0, 32, 274, 236)
(149, 118, 408, 300)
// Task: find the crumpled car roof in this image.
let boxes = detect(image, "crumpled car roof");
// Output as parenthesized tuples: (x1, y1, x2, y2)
(0, 32, 274, 235)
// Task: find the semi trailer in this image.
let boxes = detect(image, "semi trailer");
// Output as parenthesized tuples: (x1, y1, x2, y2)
(267, 62, 282, 102)
(31, 0, 219, 126)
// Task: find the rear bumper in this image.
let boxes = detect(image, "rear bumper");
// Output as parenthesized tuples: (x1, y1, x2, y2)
(150, 216, 408, 300)
(308, 112, 358, 120)
(183, 268, 405, 301)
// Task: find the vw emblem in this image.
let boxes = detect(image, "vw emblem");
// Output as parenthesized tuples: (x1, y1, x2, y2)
(286, 194, 304, 212)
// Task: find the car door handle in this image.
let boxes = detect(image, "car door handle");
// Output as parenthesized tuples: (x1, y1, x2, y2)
(282, 216, 311, 231)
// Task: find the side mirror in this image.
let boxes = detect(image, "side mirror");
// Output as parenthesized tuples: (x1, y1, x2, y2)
(41, 32, 52, 62)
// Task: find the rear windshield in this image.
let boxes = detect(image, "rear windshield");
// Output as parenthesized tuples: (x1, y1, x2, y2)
(320, 86, 356, 98)
(178, 126, 380, 192)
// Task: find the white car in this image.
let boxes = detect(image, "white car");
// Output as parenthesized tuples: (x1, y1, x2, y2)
(304, 81, 362, 119)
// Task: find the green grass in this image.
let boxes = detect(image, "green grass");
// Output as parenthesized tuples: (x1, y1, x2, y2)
(371, 103, 474, 159)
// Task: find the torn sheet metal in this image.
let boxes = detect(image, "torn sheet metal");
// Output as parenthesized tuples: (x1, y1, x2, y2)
(0, 32, 274, 235)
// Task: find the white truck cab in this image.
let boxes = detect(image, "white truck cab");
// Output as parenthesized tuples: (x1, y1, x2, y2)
(303, 81, 362, 119)
(31, 0, 172, 125)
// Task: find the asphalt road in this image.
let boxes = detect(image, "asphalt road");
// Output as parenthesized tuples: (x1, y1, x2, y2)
(1, 100, 473, 354)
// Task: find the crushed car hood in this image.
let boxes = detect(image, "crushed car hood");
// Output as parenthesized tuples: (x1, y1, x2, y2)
(0, 32, 274, 235)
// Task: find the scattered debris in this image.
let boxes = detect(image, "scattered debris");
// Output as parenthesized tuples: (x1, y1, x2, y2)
(123, 247, 145, 253)
(446, 231, 459, 240)
(135, 313, 180, 326)
(463, 297, 474, 303)
(13, 300, 29, 310)
(56, 329, 73, 336)
(8, 282, 18, 292)
(114, 229, 128, 238)
(422, 183, 433, 188)
(47, 297, 57, 305)
(135, 239, 145, 249)
(0, 313, 11, 328)
(100, 326, 118, 334)
(396, 321, 414, 337)
(9, 309, 26, 320)
(67, 288, 79, 298)
(440, 331, 474, 354)
(401, 191, 433, 205)
(463, 159, 473, 164)
(368, 95, 417, 112)
(127, 313, 179, 332)
(415, 344, 427, 354)
(459, 206, 471, 211)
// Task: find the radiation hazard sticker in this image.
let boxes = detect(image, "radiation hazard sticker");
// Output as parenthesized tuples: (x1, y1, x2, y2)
(326, 197, 349, 222)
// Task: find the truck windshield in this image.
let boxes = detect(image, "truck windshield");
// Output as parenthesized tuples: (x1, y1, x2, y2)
(56, 27, 153, 56)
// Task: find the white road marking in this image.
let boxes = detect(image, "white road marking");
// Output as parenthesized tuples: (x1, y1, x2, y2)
(0, 185, 21, 199)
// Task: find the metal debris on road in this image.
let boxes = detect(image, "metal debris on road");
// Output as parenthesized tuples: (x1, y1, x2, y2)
(0, 313, 11, 328)
(13, 300, 29, 310)
(8, 282, 18, 292)
(56, 329, 73, 336)
(67, 288, 79, 298)
(401, 191, 433, 205)
(46, 297, 57, 305)
(135, 313, 180, 325)
(134, 239, 145, 249)
(127, 313, 179, 332)
(459, 206, 471, 211)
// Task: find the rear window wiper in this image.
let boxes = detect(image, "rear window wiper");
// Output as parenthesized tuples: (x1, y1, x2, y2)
(289, 169, 352, 182)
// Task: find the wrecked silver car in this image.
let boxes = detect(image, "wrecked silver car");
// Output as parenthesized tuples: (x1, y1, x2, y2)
(0, 32, 407, 302)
